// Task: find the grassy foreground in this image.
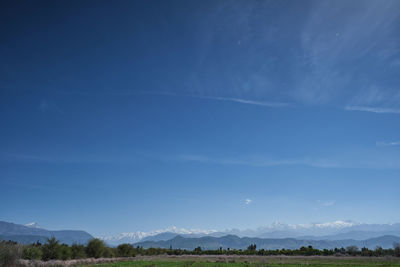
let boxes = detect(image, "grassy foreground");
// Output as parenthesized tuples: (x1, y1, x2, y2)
(82, 255, 400, 267)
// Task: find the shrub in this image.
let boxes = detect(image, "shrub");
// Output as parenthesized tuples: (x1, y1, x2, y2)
(22, 246, 43, 260)
(71, 244, 87, 259)
(117, 243, 136, 257)
(59, 244, 72, 260)
(0, 241, 21, 267)
(86, 239, 106, 258)
(102, 247, 116, 258)
(41, 237, 61, 261)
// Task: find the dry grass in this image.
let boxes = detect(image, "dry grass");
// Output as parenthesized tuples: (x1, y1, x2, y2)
(17, 257, 135, 267)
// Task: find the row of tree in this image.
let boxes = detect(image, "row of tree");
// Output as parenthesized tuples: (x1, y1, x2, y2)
(139, 243, 400, 257)
(1, 238, 400, 265)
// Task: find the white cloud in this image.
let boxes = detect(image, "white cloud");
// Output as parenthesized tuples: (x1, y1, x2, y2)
(245, 198, 252, 205)
(376, 141, 400, 146)
(194, 95, 290, 108)
(317, 200, 335, 207)
(345, 106, 400, 114)
(142, 91, 290, 108)
(174, 154, 341, 169)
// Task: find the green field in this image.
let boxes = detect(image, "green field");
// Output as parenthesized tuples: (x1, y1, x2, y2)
(83, 256, 400, 267)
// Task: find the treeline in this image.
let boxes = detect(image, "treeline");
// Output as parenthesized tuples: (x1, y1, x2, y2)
(0, 238, 136, 266)
(1, 238, 400, 266)
(138, 243, 400, 257)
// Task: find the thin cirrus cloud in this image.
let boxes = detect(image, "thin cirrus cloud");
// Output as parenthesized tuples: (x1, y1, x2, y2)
(345, 106, 400, 114)
(140, 91, 290, 108)
(193, 95, 290, 108)
(173, 154, 341, 169)
(317, 200, 335, 207)
(376, 141, 400, 147)
(171, 154, 400, 170)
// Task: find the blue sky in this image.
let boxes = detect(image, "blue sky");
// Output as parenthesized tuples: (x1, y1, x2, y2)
(1, 0, 400, 236)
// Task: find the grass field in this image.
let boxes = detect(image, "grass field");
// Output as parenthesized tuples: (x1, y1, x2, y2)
(82, 255, 400, 267)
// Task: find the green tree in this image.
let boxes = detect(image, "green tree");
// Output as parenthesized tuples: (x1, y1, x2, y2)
(103, 247, 116, 258)
(247, 244, 257, 251)
(117, 243, 136, 257)
(375, 246, 383, 256)
(393, 243, 400, 257)
(42, 237, 61, 260)
(86, 238, 106, 258)
(58, 244, 72, 260)
(71, 244, 87, 259)
(346, 246, 359, 256)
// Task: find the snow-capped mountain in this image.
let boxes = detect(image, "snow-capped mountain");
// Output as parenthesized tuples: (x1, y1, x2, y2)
(217, 220, 360, 238)
(100, 221, 400, 246)
(101, 226, 217, 246)
(25, 222, 41, 229)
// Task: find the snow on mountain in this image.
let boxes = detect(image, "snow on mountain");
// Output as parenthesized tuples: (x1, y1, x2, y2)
(25, 222, 41, 229)
(221, 220, 360, 238)
(100, 221, 400, 245)
(100, 226, 217, 245)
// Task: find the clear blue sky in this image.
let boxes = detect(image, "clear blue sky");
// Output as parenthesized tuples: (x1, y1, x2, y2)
(1, 0, 399, 236)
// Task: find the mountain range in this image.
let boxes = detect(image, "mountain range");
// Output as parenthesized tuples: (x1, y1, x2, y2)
(2, 220, 400, 250)
(101, 221, 400, 246)
(0, 221, 93, 245)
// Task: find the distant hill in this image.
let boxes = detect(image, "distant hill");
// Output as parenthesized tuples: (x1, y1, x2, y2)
(297, 230, 400, 241)
(135, 234, 400, 250)
(0, 221, 93, 245)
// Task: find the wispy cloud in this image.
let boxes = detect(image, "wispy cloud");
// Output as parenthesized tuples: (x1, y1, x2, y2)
(193, 95, 290, 108)
(171, 153, 400, 170)
(376, 141, 400, 147)
(245, 198, 252, 205)
(173, 154, 341, 169)
(141, 91, 290, 108)
(317, 200, 335, 207)
(345, 106, 400, 114)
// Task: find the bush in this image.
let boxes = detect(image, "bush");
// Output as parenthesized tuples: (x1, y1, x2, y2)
(22, 246, 42, 260)
(42, 237, 61, 261)
(71, 244, 87, 259)
(102, 247, 116, 258)
(58, 244, 72, 260)
(117, 243, 136, 257)
(0, 241, 21, 267)
(86, 239, 106, 258)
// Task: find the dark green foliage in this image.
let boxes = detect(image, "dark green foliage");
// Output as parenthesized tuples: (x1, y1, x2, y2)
(247, 244, 256, 251)
(41, 237, 61, 260)
(103, 246, 116, 258)
(394, 242, 400, 257)
(71, 243, 87, 259)
(117, 243, 136, 257)
(346, 246, 359, 256)
(59, 244, 72, 260)
(22, 246, 42, 260)
(86, 238, 106, 258)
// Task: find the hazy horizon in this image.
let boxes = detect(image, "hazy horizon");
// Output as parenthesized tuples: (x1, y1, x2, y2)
(1, 0, 400, 238)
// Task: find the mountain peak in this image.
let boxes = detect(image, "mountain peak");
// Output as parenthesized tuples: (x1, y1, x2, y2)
(25, 222, 41, 228)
